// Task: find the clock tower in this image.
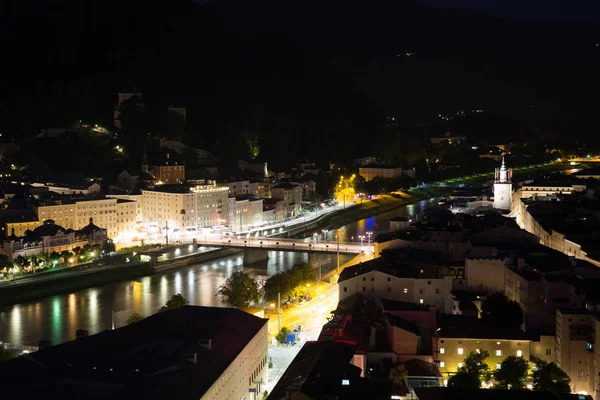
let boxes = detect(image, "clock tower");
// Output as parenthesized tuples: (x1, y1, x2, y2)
(493, 157, 512, 211)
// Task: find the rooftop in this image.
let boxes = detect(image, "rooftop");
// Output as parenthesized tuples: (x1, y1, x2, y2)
(0, 306, 267, 400)
(338, 253, 441, 283)
(386, 313, 420, 335)
(439, 326, 530, 341)
(380, 298, 428, 312)
(414, 387, 565, 400)
(271, 182, 299, 190)
(144, 184, 193, 194)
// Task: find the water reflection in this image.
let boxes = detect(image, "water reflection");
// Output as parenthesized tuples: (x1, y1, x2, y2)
(0, 198, 437, 346)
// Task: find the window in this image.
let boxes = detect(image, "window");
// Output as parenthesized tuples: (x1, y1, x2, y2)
(403, 288, 408, 294)
(496, 350, 502, 356)
(343, 287, 348, 292)
(363, 277, 366, 281)
(546, 349, 552, 356)
(496, 364, 501, 370)
(371, 277, 374, 281)
(387, 277, 391, 282)
(428, 281, 431, 284)
(443, 380, 448, 386)
(440, 348, 445, 354)
(517, 350, 522, 357)
(458, 362, 463, 369)
(362, 287, 366, 292)
(440, 362, 445, 368)
(419, 289, 424, 294)
(458, 348, 463, 355)
(578, 370, 584, 377)
(419, 299, 424, 304)
(435, 288, 440, 294)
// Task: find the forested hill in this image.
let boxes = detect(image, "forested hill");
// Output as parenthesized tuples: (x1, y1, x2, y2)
(1, 0, 382, 169)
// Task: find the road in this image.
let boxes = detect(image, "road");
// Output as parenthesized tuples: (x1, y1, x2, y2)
(266, 284, 339, 338)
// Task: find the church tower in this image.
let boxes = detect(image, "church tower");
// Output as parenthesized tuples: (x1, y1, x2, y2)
(493, 157, 513, 210)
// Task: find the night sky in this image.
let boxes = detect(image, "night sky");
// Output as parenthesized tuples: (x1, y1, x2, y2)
(197, 0, 600, 21)
(415, 0, 600, 21)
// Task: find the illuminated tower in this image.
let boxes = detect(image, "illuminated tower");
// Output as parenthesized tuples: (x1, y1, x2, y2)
(493, 157, 513, 210)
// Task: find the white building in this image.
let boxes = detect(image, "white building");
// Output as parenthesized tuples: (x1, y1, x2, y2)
(271, 182, 302, 217)
(141, 183, 229, 234)
(36, 196, 136, 240)
(493, 157, 512, 210)
(337, 257, 459, 315)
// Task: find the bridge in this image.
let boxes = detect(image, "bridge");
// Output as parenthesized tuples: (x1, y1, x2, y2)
(140, 237, 373, 267)
(199, 236, 370, 255)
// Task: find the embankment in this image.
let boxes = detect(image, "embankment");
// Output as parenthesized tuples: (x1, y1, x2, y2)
(0, 262, 154, 308)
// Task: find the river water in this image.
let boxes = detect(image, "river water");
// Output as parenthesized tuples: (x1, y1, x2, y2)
(0, 197, 438, 346)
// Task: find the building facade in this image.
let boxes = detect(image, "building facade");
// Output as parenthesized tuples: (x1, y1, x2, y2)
(359, 165, 402, 182)
(493, 158, 512, 210)
(271, 183, 302, 217)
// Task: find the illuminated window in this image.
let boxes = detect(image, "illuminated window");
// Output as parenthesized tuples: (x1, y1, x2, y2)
(517, 350, 522, 357)
(443, 380, 448, 386)
(496, 364, 501, 370)
(419, 299, 424, 304)
(440, 348, 445, 354)
(440, 362, 445, 368)
(458, 362, 463, 369)
(496, 350, 502, 356)
(403, 288, 408, 294)
(458, 348, 463, 355)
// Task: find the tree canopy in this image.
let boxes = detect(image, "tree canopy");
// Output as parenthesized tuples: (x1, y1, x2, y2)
(158, 293, 189, 313)
(264, 263, 316, 302)
(481, 292, 524, 330)
(389, 364, 409, 387)
(494, 356, 529, 390)
(217, 267, 261, 308)
(532, 360, 571, 394)
(125, 312, 145, 325)
(448, 350, 492, 388)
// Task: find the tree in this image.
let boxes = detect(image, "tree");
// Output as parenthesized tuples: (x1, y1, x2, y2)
(389, 364, 408, 387)
(481, 292, 524, 329)
(448, 350, 492, 388)
(102, 239, 116, 254)
(49, 251, 61, 267)
(125, 312, 146, 325)
(244, 132, 260, 159)
(275, 327, 290, 344)
(0, 347, 13, 363)
(494, 356, 529, 390)
(60, 250, 72, 264)
(532, 360, 571, 394)
(158, 293, 189, 313)
(217, 267, 261, 308)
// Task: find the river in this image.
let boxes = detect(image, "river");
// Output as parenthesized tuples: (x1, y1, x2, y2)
(0, 197, 438, 346)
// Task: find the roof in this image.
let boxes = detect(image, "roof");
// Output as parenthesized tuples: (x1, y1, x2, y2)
(380, 298, 426, 312)
(0, 306, 268, 400)
(386, 313, 420, 335)
(338, 250, 442, 282)
(144, 184, 192, 194)
(359, 163, 401, 169)
(439, 326, 530, 341)
(271, 182, 299, 190)
(414, 387, 562, 400)
(269, 341, 383, 400)
(26, 219, 68, 239)
(78, 218, 104, 234)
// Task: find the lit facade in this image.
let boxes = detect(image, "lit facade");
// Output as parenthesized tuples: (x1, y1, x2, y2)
(359, 165, 402, 182)
(271, 183, 302, 217)
(493, 158, 512, 210)
(436, 332, 531, 383)
(150, 164, 185, 184)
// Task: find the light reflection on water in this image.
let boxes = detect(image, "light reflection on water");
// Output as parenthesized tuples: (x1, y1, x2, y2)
(0, 198, 438, 347)
(0, 250, 350, 346)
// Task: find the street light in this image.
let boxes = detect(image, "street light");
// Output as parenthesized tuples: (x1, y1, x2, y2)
(366, 231, 373, 247)
(358, 235, 365, 248)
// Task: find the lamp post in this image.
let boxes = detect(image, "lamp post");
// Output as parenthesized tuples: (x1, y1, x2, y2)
(277, 292, 281, 333)
(359, 235, 365, 248)
(336, 234, 340, 274)
(322, 229, 328, 244)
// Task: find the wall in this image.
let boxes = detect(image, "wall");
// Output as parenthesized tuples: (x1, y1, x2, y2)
(437, 337, 531, 382)
(465, 257, 506, 294)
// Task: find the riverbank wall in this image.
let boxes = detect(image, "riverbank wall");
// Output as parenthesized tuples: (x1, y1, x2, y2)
(0, 262, 154, 308)
(153, 248, 243, 272)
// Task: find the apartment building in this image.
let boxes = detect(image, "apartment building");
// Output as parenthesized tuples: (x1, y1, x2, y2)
(36, 196, 136, 239)
(150, 162, 185, 184)
(358, 164, 402, 181)
(555, 309, 600, 395)
(436, 327, 532, 385)
(271, 182, 302, 217)
(337, 254, 460, 314)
